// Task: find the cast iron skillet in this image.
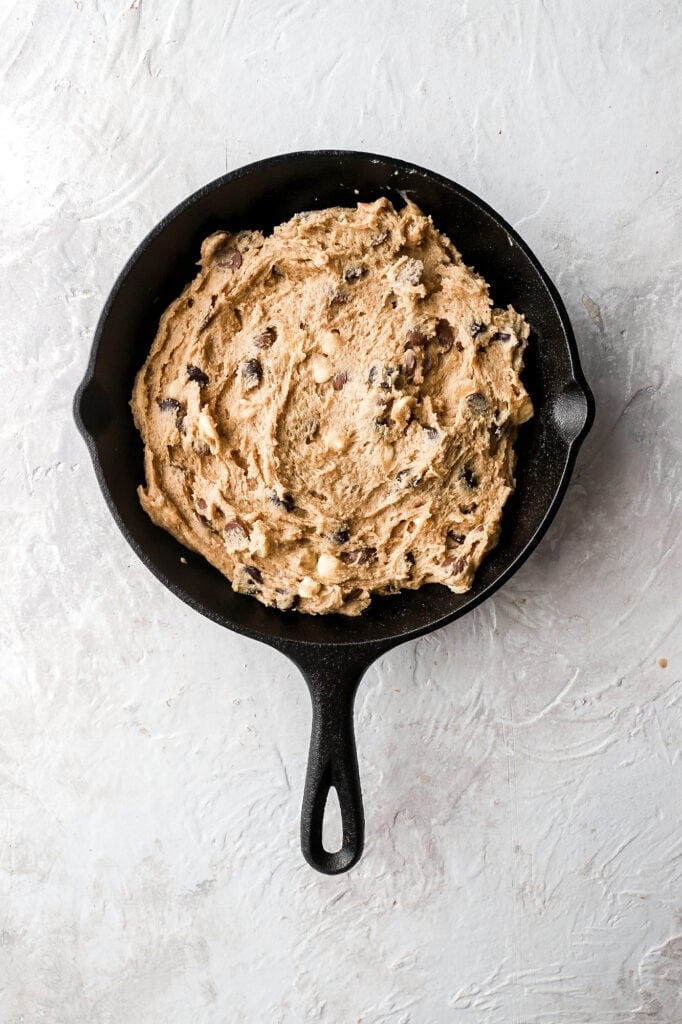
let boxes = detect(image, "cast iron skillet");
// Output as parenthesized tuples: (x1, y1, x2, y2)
(74, 151, 594, 874)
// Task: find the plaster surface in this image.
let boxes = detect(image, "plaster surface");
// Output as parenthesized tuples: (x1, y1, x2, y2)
(1, 1, 680, 1021)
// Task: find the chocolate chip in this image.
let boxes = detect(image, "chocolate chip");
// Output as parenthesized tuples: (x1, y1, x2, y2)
(242, 358, 262, 389)
(461, 467, 478, 489)
(343, 264, 366, 282)
(224, 520, 249, 541)
(447, 531, 465, 546)
(187, 364, 209, 387)
(403, 349, 417, 377)
(244, 565, 262, 584)
(254, 328, 277, 350)
(214, 245, 242, 271)
(341, 547, 376, 566)
(332, 371, 348, 391)
(368, 364, 379, 385)
(470, 321, 487, 339)
(331, 528, 350, 545)
(442, 555, 466, 574)
(157, 397, 182, 413)
(404, 551, 416, 569)
(269, 490, 295, 512)
(196, 498, 207, 511)
(491, 331, 511, 342)
(423, 425, 439, 441)
(435, 319, 454, 352)
(406, 326, 427, 348)
(465, 392, 489, 415)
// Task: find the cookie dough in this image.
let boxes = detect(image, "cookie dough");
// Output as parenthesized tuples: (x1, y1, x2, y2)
(131, 198, 532, 615)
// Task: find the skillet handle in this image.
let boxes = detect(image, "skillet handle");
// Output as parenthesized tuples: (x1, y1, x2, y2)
(296, 656, 367, 874)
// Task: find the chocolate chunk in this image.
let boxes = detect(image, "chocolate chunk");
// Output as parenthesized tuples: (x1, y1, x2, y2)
(447, 530, 465, 546)
(214, 245, 242, 271)
(332, 371, 348, 391)
(403, 349, 417, 377)
(406, 326, 427, 347)
(242, 358, 262, 389)
(491, 331, 511, 342)
(244, 565, 263, 584)
(187, 364, 209, 387)
(224, 520, 249, 541)
(196, 498, 207, 511)
(341, 546, 376, 566)
(331, 528, 350, 545)
(254, 328, 277, 350)
(465, 392, 489, 415)
(470, 320, 487, 339)
(269, 490, 295, 512)
(343, 264, 366, 282)
(460, 467, 478, 489)
(442, 555, 466, 574)
(435, 319, 454, 352)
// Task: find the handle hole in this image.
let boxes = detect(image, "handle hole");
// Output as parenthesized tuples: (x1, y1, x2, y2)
(321, 785, 343, 854)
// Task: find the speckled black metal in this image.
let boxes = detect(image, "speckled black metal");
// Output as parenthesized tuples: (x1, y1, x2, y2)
(74, 151, 594, 874)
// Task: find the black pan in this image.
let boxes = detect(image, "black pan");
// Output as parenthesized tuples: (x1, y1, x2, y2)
(74, 151, 594, 874)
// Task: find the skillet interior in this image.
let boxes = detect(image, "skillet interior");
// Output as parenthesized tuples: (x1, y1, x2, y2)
(75, 151, 593, 649)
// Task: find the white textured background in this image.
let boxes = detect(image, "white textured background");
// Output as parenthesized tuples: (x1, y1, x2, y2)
(1, 1, 681, 1021)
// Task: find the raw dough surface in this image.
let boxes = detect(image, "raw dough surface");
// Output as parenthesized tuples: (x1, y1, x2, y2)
(131, 199, 532, 615)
